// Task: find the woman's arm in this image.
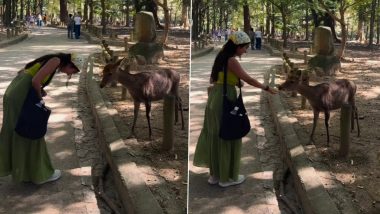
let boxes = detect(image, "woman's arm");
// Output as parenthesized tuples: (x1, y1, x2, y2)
(31, 57, 60, 99)
(228, 57, 277, 94)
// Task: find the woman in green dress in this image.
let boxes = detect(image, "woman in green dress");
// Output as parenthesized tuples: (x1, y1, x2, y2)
(193, 31, 277, 187)
(0, 53, 81, 184)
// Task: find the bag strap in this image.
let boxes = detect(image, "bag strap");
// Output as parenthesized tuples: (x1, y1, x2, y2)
(223, 62, 242, 97)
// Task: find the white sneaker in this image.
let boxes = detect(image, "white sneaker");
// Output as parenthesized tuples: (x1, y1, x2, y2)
(35, 169, 61, 185)
(218, 175, 246, 188)
(208, 176, 219, 185)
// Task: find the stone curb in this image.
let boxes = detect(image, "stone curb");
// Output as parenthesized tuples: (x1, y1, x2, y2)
(0, 33, 29, 48)
(264, 68, 340, 214)
(191, 46, 214, 58)
(84, 55, 164, 214)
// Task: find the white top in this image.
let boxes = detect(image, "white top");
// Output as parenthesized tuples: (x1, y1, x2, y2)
(74, 16, 81, 25)
(255, 31, 262, 38)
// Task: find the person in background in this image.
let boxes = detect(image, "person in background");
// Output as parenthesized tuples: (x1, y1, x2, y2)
(67, 14, 74, 39)
(249, 27, 256, 50)
(37, 13, 42, 27)
(73, 13, 82, 39)
(255, 28, 262, 50)
(43, 14, 47, 26)
(0, 53, 81, 184)
(193, 31, 276, 188)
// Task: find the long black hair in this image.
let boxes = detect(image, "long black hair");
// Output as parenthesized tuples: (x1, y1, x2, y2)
(25, 53, 74, 71)
(210, 40, 249, 82)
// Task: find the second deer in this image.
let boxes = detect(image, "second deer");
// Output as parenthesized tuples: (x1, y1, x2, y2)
(99, 58, 185, 138)
(278, 69, 360, 146)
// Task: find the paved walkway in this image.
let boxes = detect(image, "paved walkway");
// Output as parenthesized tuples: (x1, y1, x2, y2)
(189, 47, 284, 213)
(0, 27, 101, 213)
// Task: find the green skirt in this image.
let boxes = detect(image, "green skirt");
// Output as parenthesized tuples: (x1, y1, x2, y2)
(193, 84, 243, 182)
(0, 73, 54, 183)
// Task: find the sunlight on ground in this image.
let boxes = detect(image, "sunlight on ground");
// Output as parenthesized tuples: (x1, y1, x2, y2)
(67, 166, 91, 177)
(47, 129, 67, 139)
(55, 150, 74, 159)
(221, 206, 246, 214)
(0, 82, 11, 89)
(362, 86, 380, 99)
(249, 171, 274, 180)
(334, 172, 356, 185)
(241, 156, 255, 165)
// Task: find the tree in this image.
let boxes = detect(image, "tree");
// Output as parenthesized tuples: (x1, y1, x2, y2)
(4, 0, 12, 27)
(134, 0, 163, 29)
(181, 0, 190, 29)
(59, 0, 68, 25)
(306, 0, 341, 42)
(243, 1, 251, 33)
(367, 0, 377, 47)
(267, 0, 296, 48)
(154, 0, 170, 44)
(317, 0, 362, 58)
(101, 0, 106, 34)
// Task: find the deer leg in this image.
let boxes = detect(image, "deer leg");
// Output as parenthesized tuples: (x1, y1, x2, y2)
(355, 106, 360, 137)
(144, 101, 152, 139)
(310, 110, 320, 144)
(174, 98, 179, 124)
(324, 110, 330, 146)
(130, 101, 140, 138)
(176, 96, 185, 130)
(350, 105, 355, 132)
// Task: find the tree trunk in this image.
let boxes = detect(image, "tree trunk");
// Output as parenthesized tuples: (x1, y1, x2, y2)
(280, 3, 288, 48)
(126, 0, 130, 26)
(59, 0, 68, 25)
(4, 0, 11, 27)
(218, 7, 223, 29)
(33, 0, 37, 15)
(206, 2, 210, 34)
(270, 3, 275, 38)
(181, 0, 189, 29)
(83, 0, 88, 22)
(192, 0, 199, 40)
(224, 9, 228, 29)
(305, 8, 310, 40)
(356, 5, 366, 42)
(367, 0, 377, 48)
(212, 0, 216, 31)
(265, 2, 271, 36)
(243, 3, 251, 33)
(20, 0, 24, 20)
(377, 0, 380, 44)
(323, 12, 341, 43)
(89, 0, 93, 24)
(39, 0, 43, 15)
(101, 0, 106, 34)
(337, 10, 347, 59)
(155, 0, 170, 44)
(12, 0, 16, 20)
(26, 0, 30, 16)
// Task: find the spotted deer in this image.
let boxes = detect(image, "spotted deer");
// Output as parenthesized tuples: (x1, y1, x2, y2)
(278, 69, 360, 146)
(99, 58, 184, 138)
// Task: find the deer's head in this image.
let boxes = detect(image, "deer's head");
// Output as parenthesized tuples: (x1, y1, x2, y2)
(99, 58, 130, 88)
(278, 68, 309, 91)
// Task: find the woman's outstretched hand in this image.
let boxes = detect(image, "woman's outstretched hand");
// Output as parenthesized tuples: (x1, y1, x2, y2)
(266, 87, 278, 95)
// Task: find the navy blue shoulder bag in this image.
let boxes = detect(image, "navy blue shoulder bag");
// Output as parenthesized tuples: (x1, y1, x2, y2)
(15, 87, 51, 140)
(219, 65, 251, 140)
